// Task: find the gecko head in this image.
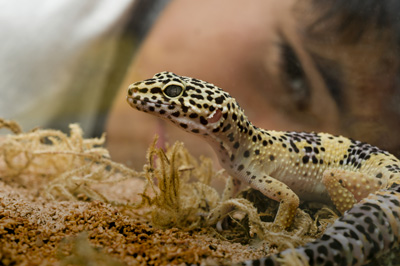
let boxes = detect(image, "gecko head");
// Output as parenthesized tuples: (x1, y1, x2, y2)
(127, 71, 239, 136)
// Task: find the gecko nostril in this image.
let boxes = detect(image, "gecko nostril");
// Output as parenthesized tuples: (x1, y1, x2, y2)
(128, 86, 139, 96)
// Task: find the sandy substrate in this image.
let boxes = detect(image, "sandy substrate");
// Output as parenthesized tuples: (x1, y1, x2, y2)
(0, 179, 241, 265)
(0, 172, 287, 265)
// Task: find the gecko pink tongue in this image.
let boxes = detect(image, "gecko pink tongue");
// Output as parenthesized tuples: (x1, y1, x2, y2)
(155, 120, 167, 150)
(207, 109, 222, 123)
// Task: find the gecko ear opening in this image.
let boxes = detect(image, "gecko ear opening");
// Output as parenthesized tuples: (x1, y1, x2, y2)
(207, 109, 223, 123)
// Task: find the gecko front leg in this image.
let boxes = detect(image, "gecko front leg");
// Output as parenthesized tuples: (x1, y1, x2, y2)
(250, 174, 300, 230)
(208, 175, 298, 231)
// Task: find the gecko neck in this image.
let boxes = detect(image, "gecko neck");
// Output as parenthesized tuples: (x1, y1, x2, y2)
(205, 108, 266, 172)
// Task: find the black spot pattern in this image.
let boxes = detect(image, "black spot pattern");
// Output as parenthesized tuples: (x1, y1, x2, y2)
(214, 96, 224, 104)
(150, 87, 162, 94)
(271, 132, 324, 165)
(284, 132, 322, 145)
(199, 116, 208, 125)
(341, 140, 389, 169)
(222, 124, 231, 132)
(227, 132, 235, 142)
(386, 164, 400, 174)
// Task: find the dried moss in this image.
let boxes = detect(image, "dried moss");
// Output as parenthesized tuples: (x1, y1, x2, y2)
(139, 136, 222, 229)
(0, 119, 141, 204)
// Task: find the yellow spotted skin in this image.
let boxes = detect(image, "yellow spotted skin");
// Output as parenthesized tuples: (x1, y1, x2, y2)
(127, 72, 400, 232)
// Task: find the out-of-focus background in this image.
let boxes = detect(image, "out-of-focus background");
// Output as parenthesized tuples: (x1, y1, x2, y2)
(2, 0, 400, 170)
(0, 0, 169, 135)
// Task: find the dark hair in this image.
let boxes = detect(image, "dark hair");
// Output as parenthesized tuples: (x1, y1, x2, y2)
(310, 0, 400, 44)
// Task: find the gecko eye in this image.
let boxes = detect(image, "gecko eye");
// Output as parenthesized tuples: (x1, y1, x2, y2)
(163, 85, 183, 97)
